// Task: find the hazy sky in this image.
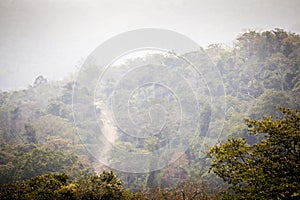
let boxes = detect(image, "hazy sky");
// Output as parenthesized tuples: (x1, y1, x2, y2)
(1, 0, 300, 90)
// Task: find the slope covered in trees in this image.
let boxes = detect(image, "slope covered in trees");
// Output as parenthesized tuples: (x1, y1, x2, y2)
(0, 28, 299, 199)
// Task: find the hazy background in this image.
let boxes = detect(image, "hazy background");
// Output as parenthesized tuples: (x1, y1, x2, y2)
(1, 0, 300, 90)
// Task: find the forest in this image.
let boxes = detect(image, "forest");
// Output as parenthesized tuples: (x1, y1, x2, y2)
(0, 28, 299, 199)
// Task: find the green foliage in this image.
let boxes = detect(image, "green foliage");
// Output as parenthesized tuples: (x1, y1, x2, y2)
(134, 181, 223, 200)
(0, 180, 30, 200)
(27, 173, 69, 200)
(0, 171, 133, 200)
(24, 123, 37, 144)
(0, 146, 90, 183)
(0, 174, 69, 200)
(0, 28, 300, 198)
(250, 89, 294, 119)
(74, 171, 130, 200)
(46, 101, 69, 118)
(209, 107, 300, 199)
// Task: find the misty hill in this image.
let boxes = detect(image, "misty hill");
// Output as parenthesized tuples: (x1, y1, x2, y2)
(0, 29, 299, 196)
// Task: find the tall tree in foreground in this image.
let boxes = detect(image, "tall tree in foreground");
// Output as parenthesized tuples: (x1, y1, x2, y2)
(209, 107, 300, 199)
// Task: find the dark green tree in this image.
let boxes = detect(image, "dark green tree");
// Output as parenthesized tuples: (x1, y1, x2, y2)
(209, 107, 300, 199)
(24, 123, 37, 144)
(0, 174, 71, 200)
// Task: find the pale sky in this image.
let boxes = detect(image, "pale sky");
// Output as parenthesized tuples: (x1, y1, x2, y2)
(1, 0, 300, 90)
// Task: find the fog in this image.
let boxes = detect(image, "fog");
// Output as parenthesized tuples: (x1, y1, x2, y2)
(0, 0, 300, 90)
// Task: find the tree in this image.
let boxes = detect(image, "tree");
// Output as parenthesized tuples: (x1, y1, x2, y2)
(250, 89, 294, 119)
(33, 75, 47, 87)
(74, 171, 131, 200)
(209, 107, 300, 199)
(11, 148, 86, 181)
(46, 101, 68, 118)
(0, 174, 71, 200)
(24, 124, 37, 144)
(26, 173, 69, 200)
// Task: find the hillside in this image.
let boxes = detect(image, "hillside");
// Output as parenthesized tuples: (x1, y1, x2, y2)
(0, 28, 299, 199)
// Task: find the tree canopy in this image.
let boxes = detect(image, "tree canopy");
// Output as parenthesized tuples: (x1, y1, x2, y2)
(209, 107, 300, 199)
